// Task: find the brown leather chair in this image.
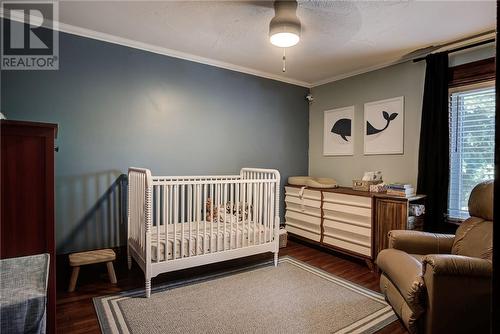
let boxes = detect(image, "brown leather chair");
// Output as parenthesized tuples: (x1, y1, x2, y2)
(376, 181, 493, 334)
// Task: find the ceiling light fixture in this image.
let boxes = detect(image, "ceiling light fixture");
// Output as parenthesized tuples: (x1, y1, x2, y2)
(269, 0, 301, 72)
(269, 0, 301, 48)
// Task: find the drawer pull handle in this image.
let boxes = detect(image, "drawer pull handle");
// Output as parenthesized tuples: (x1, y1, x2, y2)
(298, 186, 307, 211)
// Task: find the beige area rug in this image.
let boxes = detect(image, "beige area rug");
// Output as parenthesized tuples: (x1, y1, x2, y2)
(94, 257, 397, 334)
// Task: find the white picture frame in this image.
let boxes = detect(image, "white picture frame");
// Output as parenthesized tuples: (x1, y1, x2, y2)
(364, 96, 404, 155)
(323, 106, 355, 156)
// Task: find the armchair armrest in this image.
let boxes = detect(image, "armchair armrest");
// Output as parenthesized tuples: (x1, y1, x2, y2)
(422, 254, 492, 277)
(421, 254, 492, 334)
(388, 230, 455, 255)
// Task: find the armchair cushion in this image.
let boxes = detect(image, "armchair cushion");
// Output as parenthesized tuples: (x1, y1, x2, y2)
(452, 218, 493, 261)
(380, 274, 421, 334)
(376, 249, 426, 315)
(388, 230, 455, 255)
(421, 254, 492, 334)
(467, 180, 493, 220)
(422, 254, 492, 277)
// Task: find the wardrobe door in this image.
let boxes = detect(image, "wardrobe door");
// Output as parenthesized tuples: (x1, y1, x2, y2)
(1, 120, 58, 334)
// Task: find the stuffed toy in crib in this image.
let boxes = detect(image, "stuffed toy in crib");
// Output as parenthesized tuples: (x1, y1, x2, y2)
(205, 198, 252, 223)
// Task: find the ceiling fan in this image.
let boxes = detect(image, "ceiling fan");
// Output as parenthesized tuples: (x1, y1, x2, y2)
(267, 0, 301, 72)
(269, 0, 301, 48)
(244, 0, 347, 72)
(266, 0, 338, 71)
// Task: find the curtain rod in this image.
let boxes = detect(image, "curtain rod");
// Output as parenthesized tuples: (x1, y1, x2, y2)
(413, 38, 495, 63)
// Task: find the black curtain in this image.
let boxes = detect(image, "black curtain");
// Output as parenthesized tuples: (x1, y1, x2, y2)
(417, 53, 449, 232)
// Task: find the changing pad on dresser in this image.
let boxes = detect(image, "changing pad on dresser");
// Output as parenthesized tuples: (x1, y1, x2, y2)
(288, 176, 338, 189)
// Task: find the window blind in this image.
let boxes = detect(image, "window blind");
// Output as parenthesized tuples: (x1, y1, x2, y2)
(448, 85, 495, 219)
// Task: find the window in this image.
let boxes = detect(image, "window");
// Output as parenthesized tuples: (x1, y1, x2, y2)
(448, 83, 495, 219)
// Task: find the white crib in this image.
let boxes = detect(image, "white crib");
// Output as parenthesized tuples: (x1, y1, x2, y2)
(127, 167, 281, 297)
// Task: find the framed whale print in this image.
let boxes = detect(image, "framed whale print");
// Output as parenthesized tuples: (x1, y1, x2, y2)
(324, 106, 355, 156)
(364, 96, 404, 155)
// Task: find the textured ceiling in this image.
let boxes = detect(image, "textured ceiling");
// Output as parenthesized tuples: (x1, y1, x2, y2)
(57, 1, 496, 87)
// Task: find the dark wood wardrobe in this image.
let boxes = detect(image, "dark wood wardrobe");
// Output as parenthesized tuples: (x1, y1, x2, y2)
(1, 120, 58, 334)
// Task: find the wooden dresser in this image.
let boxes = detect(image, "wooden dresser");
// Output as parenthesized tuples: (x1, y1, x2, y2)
(1, 120, 58, 333)
(285, 185, 425, 267)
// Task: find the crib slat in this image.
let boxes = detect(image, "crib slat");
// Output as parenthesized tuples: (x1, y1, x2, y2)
(246, 181, 250, 247)
(196, 184, 200, 256)
(169, 185, 174, 261)
(181, 184, 185, 259)
(235, 183, 240, 249)
(269, 176, 273, 242)
(210, 184, 214, 253)
(164, 185, 168, 262)
(271, 181, 276, 242)
(223, 183, 227, 251)
(203, 184, 207, 254)
(215, 183, 219, 251)
(241, 183, 245, 247)
(268, 174, 272, 242)
(156, 186, 160, 263)
(260, 179, 263, 244)
(188, 184, 192, 258)
(174, 185, 179, 260)
(263, 181, 268, 244)
(253, 180, 257, 245)
(229, 183, 238, 249)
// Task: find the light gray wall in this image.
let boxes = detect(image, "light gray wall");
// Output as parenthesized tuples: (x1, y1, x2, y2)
(1, 31, 309, 253)
(309, 45, 495, 187)
(309, 61, 426, 187)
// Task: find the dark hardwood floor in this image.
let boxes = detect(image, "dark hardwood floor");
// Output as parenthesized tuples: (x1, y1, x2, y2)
(56, 238, 407, 333)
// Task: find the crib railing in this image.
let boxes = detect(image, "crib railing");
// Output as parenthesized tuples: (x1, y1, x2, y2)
(127, 168, 153, 272)
(128, 168, 280, 263)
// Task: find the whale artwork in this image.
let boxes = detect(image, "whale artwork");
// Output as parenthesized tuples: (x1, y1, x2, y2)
(366, 111, 398, 135)
(364, 96, 404, 155)
(331, 118, 351, 141)
(324, 106, 354, 156)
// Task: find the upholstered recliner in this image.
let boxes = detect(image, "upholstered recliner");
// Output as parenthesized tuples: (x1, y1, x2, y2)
(376, 181, 493, 334)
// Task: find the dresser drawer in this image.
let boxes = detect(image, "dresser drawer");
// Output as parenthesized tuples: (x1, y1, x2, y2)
(323, 226, 370, 247)
(323, 202, 372, 218)
(285, 186, 321, 201)
(323, 219, 371, 238)
(285, 194, 321, 210)
(285, 201, 321, 217)
(285, 211, 321, 229)
(323, 209, 371, 228)
(323, 192, 372, 208)
(323, 235, 371, 257)
(286, 225, 321, 242)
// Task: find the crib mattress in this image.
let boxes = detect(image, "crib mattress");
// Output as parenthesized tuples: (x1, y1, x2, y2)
(150, 222, 273, 262)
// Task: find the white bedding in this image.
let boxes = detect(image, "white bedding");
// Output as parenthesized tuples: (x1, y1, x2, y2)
(150, 222, 273, 262)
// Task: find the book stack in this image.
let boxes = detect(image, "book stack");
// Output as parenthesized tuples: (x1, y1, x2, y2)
(386, 183, 416, 197)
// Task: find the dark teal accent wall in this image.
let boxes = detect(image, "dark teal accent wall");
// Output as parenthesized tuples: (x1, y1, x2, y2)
(1, 29, 309, 253)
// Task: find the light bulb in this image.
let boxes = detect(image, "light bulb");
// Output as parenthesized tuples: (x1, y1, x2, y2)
(270, 32, 300, 48)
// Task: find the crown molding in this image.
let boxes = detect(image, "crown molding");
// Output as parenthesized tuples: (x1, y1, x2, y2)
(309, 58, 410, 88)
(0, 9, 311, 88)
(310, 30, 496, 88)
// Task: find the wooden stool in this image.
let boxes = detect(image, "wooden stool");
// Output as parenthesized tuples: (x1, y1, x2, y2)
(68, 249, 117, 292)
